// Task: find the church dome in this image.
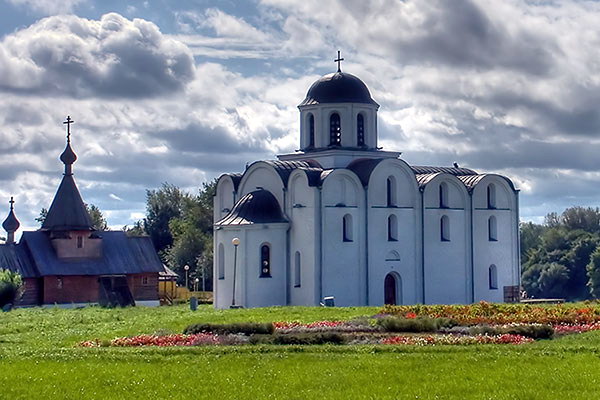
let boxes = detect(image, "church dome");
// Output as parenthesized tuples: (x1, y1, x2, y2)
(2, 209, 20, 233)
(60, 143, 77, 165)
(216, 189, 287, 226)
(299, 71, 378, 107)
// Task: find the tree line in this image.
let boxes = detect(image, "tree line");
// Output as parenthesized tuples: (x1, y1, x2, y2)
(521, 206, 600, 300)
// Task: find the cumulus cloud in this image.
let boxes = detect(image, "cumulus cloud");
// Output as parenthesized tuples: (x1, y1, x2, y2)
(0, 13, 195, 98)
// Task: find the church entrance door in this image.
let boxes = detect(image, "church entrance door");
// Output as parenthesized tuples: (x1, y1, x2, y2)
(384, 273, 397, 305)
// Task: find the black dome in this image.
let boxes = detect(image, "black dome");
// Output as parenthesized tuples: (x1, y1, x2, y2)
(299, 71, 378, 107)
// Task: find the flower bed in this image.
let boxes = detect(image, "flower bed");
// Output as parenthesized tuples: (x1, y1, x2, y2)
(382, 302, 600, 325)
(381, 333, 534, 346)
(77, 304, 600, 348)
(79, 333, 229, 348)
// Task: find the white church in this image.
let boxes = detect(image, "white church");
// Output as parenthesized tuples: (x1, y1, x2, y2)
(213, 57, 520, 308)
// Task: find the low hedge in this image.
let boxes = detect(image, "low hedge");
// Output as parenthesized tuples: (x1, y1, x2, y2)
(183, 322, 275, 335)
(469, 324, 554, 339)
(377, 316, 457, 333)
(249, 332, 347, 345)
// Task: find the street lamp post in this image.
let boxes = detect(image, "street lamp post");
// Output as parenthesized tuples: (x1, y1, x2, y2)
(231, 237, 240, 308)
(194, 278, 199, 292)
(184, 264, 190, 290)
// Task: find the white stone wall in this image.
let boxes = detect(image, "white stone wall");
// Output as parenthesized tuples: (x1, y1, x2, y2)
(288, 170, 320, 305)
(423, 176, 471, 304)
(366, 159, 421, 306)
(213, 223, 289, 309)
(320, 170, 367, 306)
(471, 176, 520, 302)
(299, 103, 378, 149)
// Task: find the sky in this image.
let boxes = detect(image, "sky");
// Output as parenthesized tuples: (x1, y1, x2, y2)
(1, 0, 600, 232)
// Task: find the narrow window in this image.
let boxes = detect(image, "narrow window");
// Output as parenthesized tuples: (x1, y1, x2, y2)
(77, 236, 83, 248)
(218, 243, 225, 279)
(330, 113, 341, 146)
(386, 176, 397, 207)
(439, 182, 448, 208)
(294, 251, 301, 287)
(142, 276, 149, 285)
(489, 264, 498, 289)
(487, 184, 496, 209)
(57, 277, 63, 289)
(388, 214, 398, 241)
(343, 214, 353, 242)
(308, 113, 315, 148)
(488, 216, 498, 241)
(357, 114, 365, 146)
(441, 215, 450, 241)
(260, 244, 271, 277)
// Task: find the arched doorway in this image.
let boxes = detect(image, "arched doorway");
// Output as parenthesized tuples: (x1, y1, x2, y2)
(384, 273, 401, 305)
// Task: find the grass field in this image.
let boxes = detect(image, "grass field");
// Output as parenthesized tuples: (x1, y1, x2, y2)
(2, 305, 600, 399)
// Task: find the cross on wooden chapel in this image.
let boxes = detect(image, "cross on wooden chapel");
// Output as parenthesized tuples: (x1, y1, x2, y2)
(63, 115, 74, 142)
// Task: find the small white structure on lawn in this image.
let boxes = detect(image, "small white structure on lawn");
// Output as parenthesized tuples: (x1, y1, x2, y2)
(213, 57, 520, 308)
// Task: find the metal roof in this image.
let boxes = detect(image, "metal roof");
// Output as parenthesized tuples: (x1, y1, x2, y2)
(19, 231, 163, 276)
(0, 244, 37, 278)
(346, 158, 385, 186)
(42, 174, 93, 231)
(299, 72, 379, 107)
(415, 173, 442, 188)
(216, 189, 288, 226)
(260, 160, 322, 187)
(410, 166, 478, 176)
(159, 265, 178, 279)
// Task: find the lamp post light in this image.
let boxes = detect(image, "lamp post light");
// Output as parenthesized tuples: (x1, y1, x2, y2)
(184, 264, 190, 290)
(231, 237, 240, 308)
(194, 277, 199, 292)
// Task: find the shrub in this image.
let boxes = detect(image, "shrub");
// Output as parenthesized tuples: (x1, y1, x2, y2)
(469, 324, 554, 339)
(377, 316, 456, 333)
(249, 332, 346, 345)
(504, 324, 554, 339)
(184, 322, 274, 335)
(0, 269, 22, 308)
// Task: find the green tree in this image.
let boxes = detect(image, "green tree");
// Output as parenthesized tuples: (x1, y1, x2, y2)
(143, 183, 189, 253)
(87, 204, 108, 231)
(587, 246, 600, 298)
(0, 269, 23, 307)
(520, 221, 546, 262)
(561, 207, 600, 233)
(35, 204, 107, 230)
(163, 180, 217, 289)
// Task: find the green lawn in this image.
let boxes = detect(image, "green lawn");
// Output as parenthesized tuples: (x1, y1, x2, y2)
(2, 305, 600, 399)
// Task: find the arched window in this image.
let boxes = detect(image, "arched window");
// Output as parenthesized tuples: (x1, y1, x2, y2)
(330, 113, 341, 146)
(487, 184, 496, 209)
(388, 214, 398, 241)
(218, 243, 225, 279)
(294, 251, 301, 287)
(308, 113, 315, 148)
(357, 114, 365, 147)
(489, 264, 498, 289)
(386, 176, 397, 207)
(488, 216, 498, 241)
(343, 214, 353, 242)
(441, 215, 450, 241)
(439, 182, 449, 208)
(260, 244, 271, 277)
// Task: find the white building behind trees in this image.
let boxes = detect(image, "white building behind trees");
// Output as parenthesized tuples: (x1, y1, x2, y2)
(213, 61, 520, 308)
